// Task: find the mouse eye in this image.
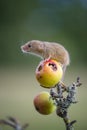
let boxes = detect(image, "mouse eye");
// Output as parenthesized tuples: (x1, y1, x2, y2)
(28, 44, 31, 48)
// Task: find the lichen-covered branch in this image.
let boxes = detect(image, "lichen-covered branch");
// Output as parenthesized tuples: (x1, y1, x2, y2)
(50, 77, 82, 130)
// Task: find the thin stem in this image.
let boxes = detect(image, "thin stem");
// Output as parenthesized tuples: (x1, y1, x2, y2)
(63, 117, 76, 130)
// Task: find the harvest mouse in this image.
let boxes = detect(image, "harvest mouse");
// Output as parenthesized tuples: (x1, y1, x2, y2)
(21, 40, 70, 80)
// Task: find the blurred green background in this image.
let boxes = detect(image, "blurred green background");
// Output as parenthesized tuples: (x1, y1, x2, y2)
(0, 0, 87, 130)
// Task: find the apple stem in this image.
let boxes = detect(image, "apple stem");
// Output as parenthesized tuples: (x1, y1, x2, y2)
(50, 77, 82, 130)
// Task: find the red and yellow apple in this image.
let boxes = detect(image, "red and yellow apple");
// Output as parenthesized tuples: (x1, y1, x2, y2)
(33, 91, 56, 115)
(35, 59, 63, 88)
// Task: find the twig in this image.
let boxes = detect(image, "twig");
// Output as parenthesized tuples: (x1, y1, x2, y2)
(0, 117, 29, 130)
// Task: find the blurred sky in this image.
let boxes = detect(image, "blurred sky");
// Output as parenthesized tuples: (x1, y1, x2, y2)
(0, 0, 87, 67)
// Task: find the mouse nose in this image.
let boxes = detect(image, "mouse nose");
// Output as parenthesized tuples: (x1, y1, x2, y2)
(21, 45, 28, 52)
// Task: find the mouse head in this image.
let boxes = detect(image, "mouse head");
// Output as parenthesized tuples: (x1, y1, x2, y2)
(21, 40, 44, 54)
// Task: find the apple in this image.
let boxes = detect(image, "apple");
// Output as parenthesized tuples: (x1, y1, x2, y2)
(33, 91, 56, 115)
(35, 59, 63, 88)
